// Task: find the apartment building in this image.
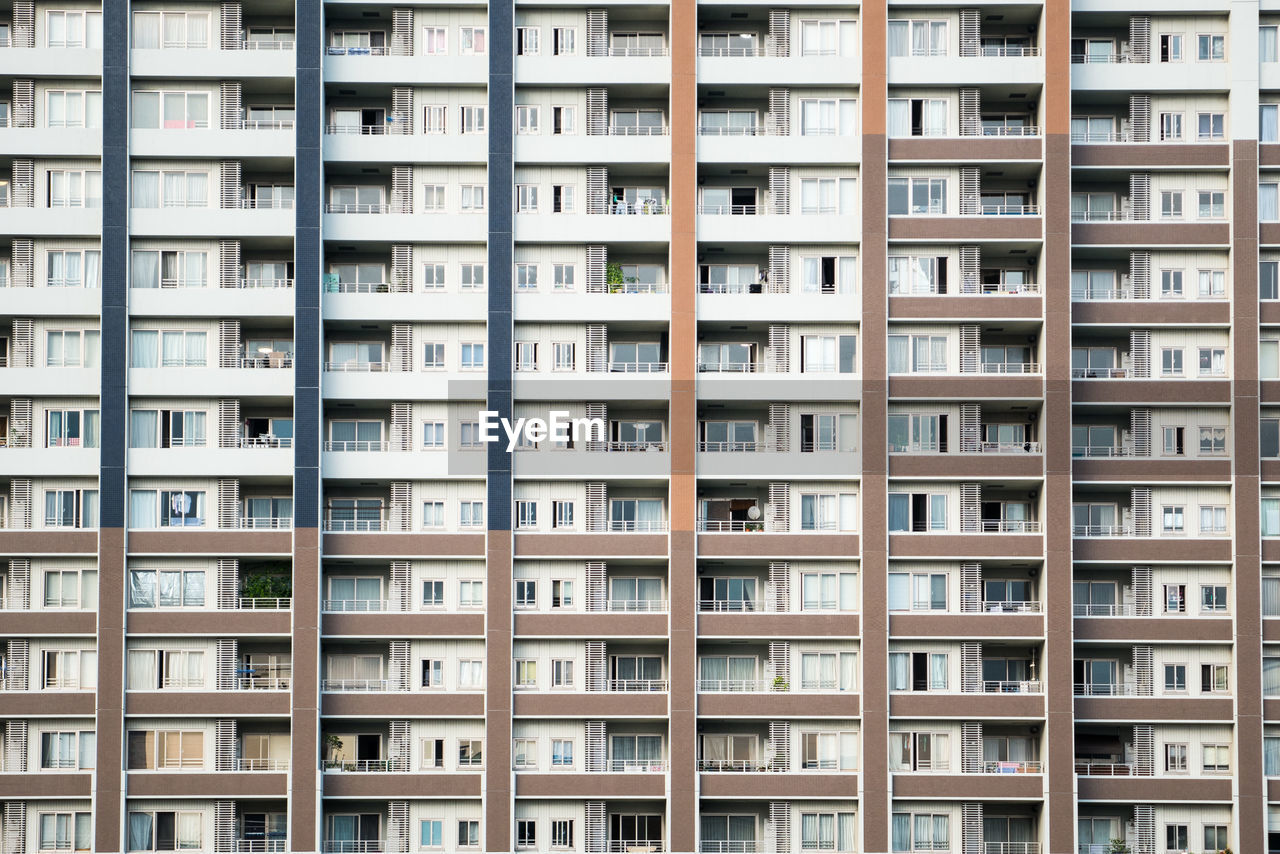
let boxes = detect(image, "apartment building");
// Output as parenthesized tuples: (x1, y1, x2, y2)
(0, 0, 1278, 852)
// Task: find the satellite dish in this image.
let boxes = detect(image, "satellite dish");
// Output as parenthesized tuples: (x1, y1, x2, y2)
(746, 506, 761, 520)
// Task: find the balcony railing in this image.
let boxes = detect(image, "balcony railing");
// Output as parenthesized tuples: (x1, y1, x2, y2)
(608, 841, 664, 853)
(699, 441, 761, 453)
(1073, 682, 1134, 696)
(605, 361, 669, 373)
(980, 520, 1042, 533)
(325, 203, 390, 214)
(239, 516, 292, 530)
(604, 679, 669, 692)
(605, 201, 669, 215)
(699, 282, 766, 294)
(322, 678, 399, 692)
(1071, 368, 1127, 378)
(698, 599, 765, 612)
(699, 843, 762, 854)
(982, 760, 1042, 773)
(235, 841, 287, 853)
(976, 362, 1041, 374)
(1072, 525, 1133, 537)
(324, 360, 391, 371)
(322, 841, 386, 853)
(607, 599, 668, 612)
(238, 277, 294, 289)
(324, 518, 389, 532)
(977, 203, 1041, 216)
(698, 46, 765, 57)
(326, 45, 390, 55)
(608, 759, 668, 772)
(697, 520, 767, 533)
(985, 844, 1041, 854)
(240, 436, 293, 449)
(599, 441, 667, 452)
(981, 600, 1041, 613)
(977, 124, 1043, 137)
(972, 441, 1042, 453)
(698, 679, 771, 692)
(979, 680, 1042, 694)
(1074, 760, 1145, 776)
(1071, 209, 1132, 222)
(242, 38, 295, 50)
(238, 675, 291, 690)
(239, 197, 295, 209)
(609, 45, 669, 56)
(1071, 288, 1131, 301)
(697, 204, 759, 215)
(239, 355, 293, 369)
(1072, 603, 1133, 617)
(697, 758, 776, 772)
(609, 125, 670, 136)
(323, 599, 391, 612)
(697, 361, 771, 373)
(159, 676, 206, 690)
(1071, 444, 1134, 457)
(322, 758, 399, 772)
(324, 440, 390, 452)
(237, 757, 290, 771)
(1071, 51, 1131, 63)
(606, 520, 669, 532)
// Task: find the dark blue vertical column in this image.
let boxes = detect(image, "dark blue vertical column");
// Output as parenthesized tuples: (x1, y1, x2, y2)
(95, 0, 129, 849)
(292, 0, 324, 848)
(484, 0, 514, 846)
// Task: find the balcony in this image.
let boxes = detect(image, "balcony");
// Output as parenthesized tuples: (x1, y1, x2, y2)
(604, 679, 669, 692)
(1073, 682, 1135, 697)
(321, 679, 402, 693)
(979, 680, 1042, 694)
(322, 842, 385, 854)
(608, 842, 664, 853)
(236, 757, 290, 772)
(1074, 760, 1143, 777)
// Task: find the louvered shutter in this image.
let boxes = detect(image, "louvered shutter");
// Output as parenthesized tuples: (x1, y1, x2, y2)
(7, 560, 29, 609)
(217, 559, 239, 609)
(8, 400, 31, 448)
(390, 561, 411, 612)
(392, 166, 412, 213)
(585, 563, 606, 611)
(214, 801, 235, 851)
(960, 725, 982, 773)
(768, 722, 790, 768)
(1132, 645, 1153, 695)
(389, 721, 411, 770)
(586, 246, 606, 293)
(1131, 565, 1153, 616)
(768, 88, 790, 135)
(768, 482, 790, 531)
(1129, 94, 1151, 143)
(390, 325, 413, 372)
(1133, 805, 1155, 854)
(961, 802, 983, 854)
(585, 324, 607, 371)
(1129, 250, 1150, 299)
(959, 245, 979, 293)
(768, 324, 790, 373)
(585, 721, 606, 770)
(586, 11, 607, 57)
(3, 801, 27, 854)
(391, 9, 413, 56)
(217, 399, 240, 448)
(767, 10, 790, 56)
(768, 167, 790, 214)
(391, 87, 413, 134)
(4, 720, 26, 771)
(9, 479, 31, 528)
(1129, 16, 1151, 63)
(218, 320, 241, 368)
(959, 325, 980, 373)
(1132, 724, 1154, 774)
(959, 167, 980, 214)
(217, 478, 239, 528)
(768, 641, 790, 686)
(585, 404, 606, 452)
(11, 160, 32, 207)
(215, 639, 238, 689)
(219, 239, 240, 288)
(11, 241, 33, 288)
(219, 160, 241, 208)
(1129, 172, 1151, 221)
(219, 3, 242, 50)
(960, 563, 982, 612)
(11, 80, 33, 128)
(960, 642, 981, 692)
(586, 167, 608, 213)
(1130, 487, 1152, 536)
(959, 10, 979, 56)
(389, 641, 411, 690)
(585, 482, 607, 530)
(767, 245, 790, 293)
(12, 1, 33, 47)
(959, 89, 980, 136)
(586, 88, 608, 135)
(214, 722, 237, 771)
(768, 562, 790, 611)
(585, 802, 606, 854)
(390, 481, 411, 531)
(769, 802, 791, 852)
(959, 403, 980, 452)
(960, 483, 980, 532)
(220, 81, 242, 129)
(768, 404, 790, 452)
(1129, 408, 1151, 457)
(584, 641, 606, 690)
(391, 402, 412, 451)
(1129, 328, 1150, 378)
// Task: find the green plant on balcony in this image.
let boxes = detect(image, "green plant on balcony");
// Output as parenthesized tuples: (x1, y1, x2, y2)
(241, 569, 292, 601)
(1106, 840, 1130, 854)
(772, 675, 789, 692)
(606, 262, 638, 293)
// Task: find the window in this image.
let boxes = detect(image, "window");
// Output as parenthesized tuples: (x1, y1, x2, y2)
(458, 660, 483, 689)
(515, 500, 537, 529)
(461, 105, 486, 134)
(47, 9, 102, 48)
(515, 659, 537, 688)
(1162, 506, 1186, 534)
(460, 263, 485, 289)
(128, 489, 206, 528)
(1165, 742, 1188, 772)
(1201, 663, 1229, 693)
(461, 342, 485, 369)
(1197, 270, 1226, 298)
(552, 580, 573, 608)
(131, 250, 207, 289)
(46, 408, 100, 448)
(457, 820, 481, 849)
(515, 265, 538, 293)
(1161, 347, 1184, 376)
(516, 105, 540, 134)
(516, 820, 536, 850)
(422, 501, 444, 529)
(46, 89, 103, 129)
(1265, 26, 1279, 62)
(551, 659, 574, 688)
(551, 739, 573, 767)
(552, 502, 575, 529)
(39, 812, 91, 852)
(127, 729, 203, 769)
(1198, 190, 1226, 218)
(130, 329, 205, 368)
(459, 579, 484, 607)
(1160, 112, 1184, 141)
(551, 342, 575, 371)
(1198, 427, 1227, 457)
(887, 19, 947, 57)
(800, 335, 857, 373)
(125, 810, 202, 850)
(801, 19, 856, 56)
(801, 812, 856, 852)
(1201, 584, 1228, 612)
(516, 26, 540, 56)
(420, 185, 445, 212)
(887, 335, 947, 373)
(1164, 583, 1187, 613)
(1198, 112, 1225, 140)
(131, 170, 208, 209)
(888, 572, 947, 611)
(891, 813, 950, 852)
(424, 105, 447, 134)
(460, 422, 483, 449)
(799, 493, 858, 531)
(552, 106, 576, 135)
(551, 820, 573, 849)
(127, 570, 205, 608)
(1202, 744, 1230, 773)
(1197, 33, 1225, 61)
(888, 177, 946, 215)
(554, 27, 577, 55)
(888, 492, 947, 532)
(552, 185, 575, 213)
(1198, 346, 1227, 376)
(460, 27, 486, 54)
(516, 184, 539, 212)
(552, 263, 576, 290)
(1165, 825, 1189, 852)
(888, 651, 948, 691)
(1204, 826, 1228, 852)
(1164, 664, 1187, 691)
(131, 90, 210, 129)
(422, 421, 445, 450)
(1264, 183, 1280, 221)
(40, 731, 95, 770)
(46, 329, 100, 368)
(887, 98, 947, 137)
(1160, 33, 1183, 62)
(457, 739, 484, 768)
(421, 26, 446, 55)
(420, 819, 444, 849)
(1160, 190, 1184, 219)
(47, 169, 102, 209)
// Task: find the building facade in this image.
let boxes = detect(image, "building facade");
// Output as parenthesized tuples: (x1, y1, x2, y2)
(0, 0, 1278, 852)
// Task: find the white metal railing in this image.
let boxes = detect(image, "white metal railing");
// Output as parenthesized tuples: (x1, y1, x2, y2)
(238, 277, 294, 289)
(608, 842, 664, 853)
(237, 757, 289, 771)
(698, 679, 771, 692)
(326, 45, 390, 56)
(606, 201, 669, 215)
(1072, 603, 1133, 617)
(325, 203, 390, 214)
(697, 46, 765, 57)
(1071, 51, 1130, 63)
(1072, 445, 1133, 458)
(324, 440, 390, 452)
(159, 676, 205, 690)
(697, 204, 759, 215)
(980, 46, 1041, 57)
(697, 520, 767, 533)
(1072, 525, 1133, 537)
(971, 441, 1042, 453)
(1074, 760, 1142, 776)
(1072, 288, 1132, 300)
(326, 123, 390, 135)
(602, 281, 669, 294)
(324, 281, 394, 294)
(601, 441, 667, 452)
(323, 758, 399, 772)
(982, 600, 1041, 613)
(607, 520, 668, 532)
(978, 203, 1041, 215)
(321, 678, 400, 692)
(603, 679, 668, 692)
(980, 520, 1042, 533)
(697, 361, 769, 373)
(324, 518, 389, 532)
(238, 597, 291, 610)
(606, 599, 668, 612)
(240, 436, 293, 449)
(698, 599, 765, 612)
(239, 516, 292, 530)
(324, 360, 390, 372)
(977, 362, 1041, 374)
(323, 599, 390, 612)
(239, 197, 295, 209)
(1071, 368, 1127, 378)
(237, 675, 291, 691)
(1073, 682, 1134, 696)
(235, 841, 287, 853)
(699, 441, 760, 452)
(1071, 210, 1131, 222)
(322, 842, 386, 853)
(242, 39, 295, 50)
(980, 680, 1042, 693)
(699, 843, 762, 854)
(698, 758, 775, 772)
(605, 361, 668, 373)
(982, 760, 1042, 773)
(609, 46, 669, 56)
(608, 759, 668, 772)
(984, 844, 1041, 854)
(697, 125, 773, 137)
(699, 282, 765, 294)
(242, 119, 294, 130)
(609, 125, 670, 136)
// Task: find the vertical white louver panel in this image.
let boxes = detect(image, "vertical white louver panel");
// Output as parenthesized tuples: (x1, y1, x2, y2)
(12, 2, 33, 47)
(584, 642, 606, 690)
(1131, 565, 1153, 616)
(219, 239, 241, 288)
(388, 801, 410, 853)
(959, 328, 979, 374)
(219, 3, 241, 50)
(768, 802, 791, 852)
(959, 403, 980, 452)
(9, 480, 31, 529)
(11, 81, 33, 128)
(1132, 645, 1153, 696)
(1129, 408, 1151, 457)
(391, 325, 413, 372)
(767, 245, 790, 293)
(11, 241, 33, 288)
(585, 562, 606, 611)
(961, 803, 983, 854)
(959, 88, 980, 136)
(213, 801, 235, 852)
(960, 563, 982, 612)
(5, 639, 28, 689)
(584, 802, 606, 854)
(767, 10, 790, 56)
(960, 483, 980, 532)
(215, 639, 238, 690)
(217, 478, 239, 529)
(8, 400, 31, 448)
(389, 641, 411, 691)
(586, 88, 608, 135)
(959, 245, 980, 293)
(391, 246, 412, 292)
(219, 320, 241, 368)
(1130, 488, 1152, 536)
(584, 721, 606, 771)
(214, 721, 236, 771)
(959, 167, 980, 214)
(391, 87, 413, 134)
(767, 722, 790, 769)
(1129, 172, 1151, 221)
(1133, 805, 1155, 854)
(768, 641, 790, 686)
(392, 166, 413, 214)
(585, 247, 606, 293)
(585, 404, 606, 451)
(959, 10, 979, 56)
(960, 642, 981, 692)
(1129, 250, 1150, 299)
(768, 404, 790, 452)
(11, 160, 32, 208)
(7, 560, 29, 609)
(768, 562, 790, 612)
(1133, 724, 1154, 774)
(585, 11, 607, 57)
(960, 725, 982, 773)
(4, 720, 26, 772)
(217, 559, 239, 609)
(217, 399, 240, 448)
(1129, 94, 1151, 143)
(767, 88, 790, 135)
(767, 324, 790, 373)
(390, 561, 411, 612)
(768, 482, 790, 531)
(3, 801, 27, 854)
(1129, 328, 1151, 378)
(390, 481, 411, 532)
(219, 160, 241, 209)
(767, 167, 790, 214)
(10, 320, 33, 367)
(220, 81, 242, 129)
(586, 167, 608, 214)
(391, 9, 413, 55)
(388, 721, 411, 771)
(585, 482, 607, 531)
(1129, 15, 1151, 63)
(585, 325, 607, 370)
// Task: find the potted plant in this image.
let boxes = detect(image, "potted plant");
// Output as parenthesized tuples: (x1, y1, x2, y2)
(241, 569, 292, 605)
(324, 734, 345, 770)
(1107, 840, 1130, 854)
(607, 262, 625, 293)
(772, 675, 789, 692)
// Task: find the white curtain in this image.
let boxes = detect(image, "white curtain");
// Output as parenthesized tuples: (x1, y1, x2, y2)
(162, 331, 184, 366)
(1266, 737, 1280, 776)
(132, 251, 159, 288)
(888, 653, 909, 690)
(129, 490, 157, 528)
(128, 815, 153, 852)
(186, 172, 208, 206)
(837, 814, 855, 852)
(132, 171, 159, 208)
(84, 251, 101, 289)
(130, 410, 158, 448)
(177, 814, 201, 850)
(186, 13, 209, 47)
(1264, 105, 1279, 143)
(1266, 657, 1280, 695)
(887, 21, 908, 57)
(1263, 28, 1278, 63)
(1262, 184, 1279, 221)
(891, 814, 911, 851)
(163, 171, 186, 207)
(929, 653, 948, 689)
(127, 649, 157, 689)
(700, 657, 726, 686)
(839, 99, 856, 136)
(132, 13, 160, 48)
(1263, 577, 1280, 616)
(888, 574, 910, 610)
(131, 330, 158, 367)
(924, 100, 947, 135)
